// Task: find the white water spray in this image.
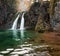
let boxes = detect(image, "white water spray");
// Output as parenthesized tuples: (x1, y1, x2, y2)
(11, 14, 20, 30)
(20, 13, 25, 38)
(11, 12, 25, 38)
(20, 13, 25, 30)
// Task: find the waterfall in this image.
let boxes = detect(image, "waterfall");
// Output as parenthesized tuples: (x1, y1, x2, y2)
(11, 14, 20, 30)
(20, 13, 25, 30)
(20, 13, 25, 38)
(11, 12, 25, 38)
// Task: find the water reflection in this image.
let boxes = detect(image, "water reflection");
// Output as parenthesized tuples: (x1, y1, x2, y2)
(0, 30, 52, 56)
(0, 30, 36, 50)
(12, 30, 20, 41)
(20, 30, 24, 41)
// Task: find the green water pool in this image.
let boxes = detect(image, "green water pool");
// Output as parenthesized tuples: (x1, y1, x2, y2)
(0, 30, 37, 51)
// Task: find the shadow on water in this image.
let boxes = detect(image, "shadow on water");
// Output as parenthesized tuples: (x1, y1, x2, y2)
(0, 30, 36, 51)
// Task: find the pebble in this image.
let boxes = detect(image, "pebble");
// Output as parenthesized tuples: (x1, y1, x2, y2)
(10, 50, 29, 55)
(6, 48, 14, 51)
(0, 51, 10, 54)
(40, 51, 51, 56)
(14, 49, 24, 51)
(0, 55, 4, 56)
(11, 54, 19, 56)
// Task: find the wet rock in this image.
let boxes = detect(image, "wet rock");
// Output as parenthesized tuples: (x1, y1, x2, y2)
(0, 51, 10, 54)
(10, 50, 30, 55)
(24, 2, 41, 30)
(11, 54, 19, 56)
(0, 55, 4, 56)
(53, 1, 60, 31)
(6, 48, 14, 51)
(40, 51, 51, 56)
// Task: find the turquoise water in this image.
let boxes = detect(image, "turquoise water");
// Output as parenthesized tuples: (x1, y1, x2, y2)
(0, 30, 36, 51)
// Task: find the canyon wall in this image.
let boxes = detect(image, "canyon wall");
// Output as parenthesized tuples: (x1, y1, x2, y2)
(16, 0, 34, 12)
(0, 0, 17, 29)
(53, 2, 60, 31)
(0, 0, 60, 31)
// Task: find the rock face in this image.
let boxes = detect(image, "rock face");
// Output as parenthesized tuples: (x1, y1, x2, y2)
(0, 0, 60, 31)
(0, 0, 17, 29)
(53, 2, 60, 31)
(16, 0, 34, 12)
(25, 2, 51, 30)
(0, 0, 38, 29)
(24, 2, 41, 30)
(35, 1, 51, 31)
(24, 1, 51, 30)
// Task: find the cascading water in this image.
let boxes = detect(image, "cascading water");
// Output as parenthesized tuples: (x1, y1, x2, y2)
(20, 13, 25, 30)
(11, 14, 20, 30)
(20, 13, 25, 38)
(11, 12, 25, 40)
(11, 14, 20, 41)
